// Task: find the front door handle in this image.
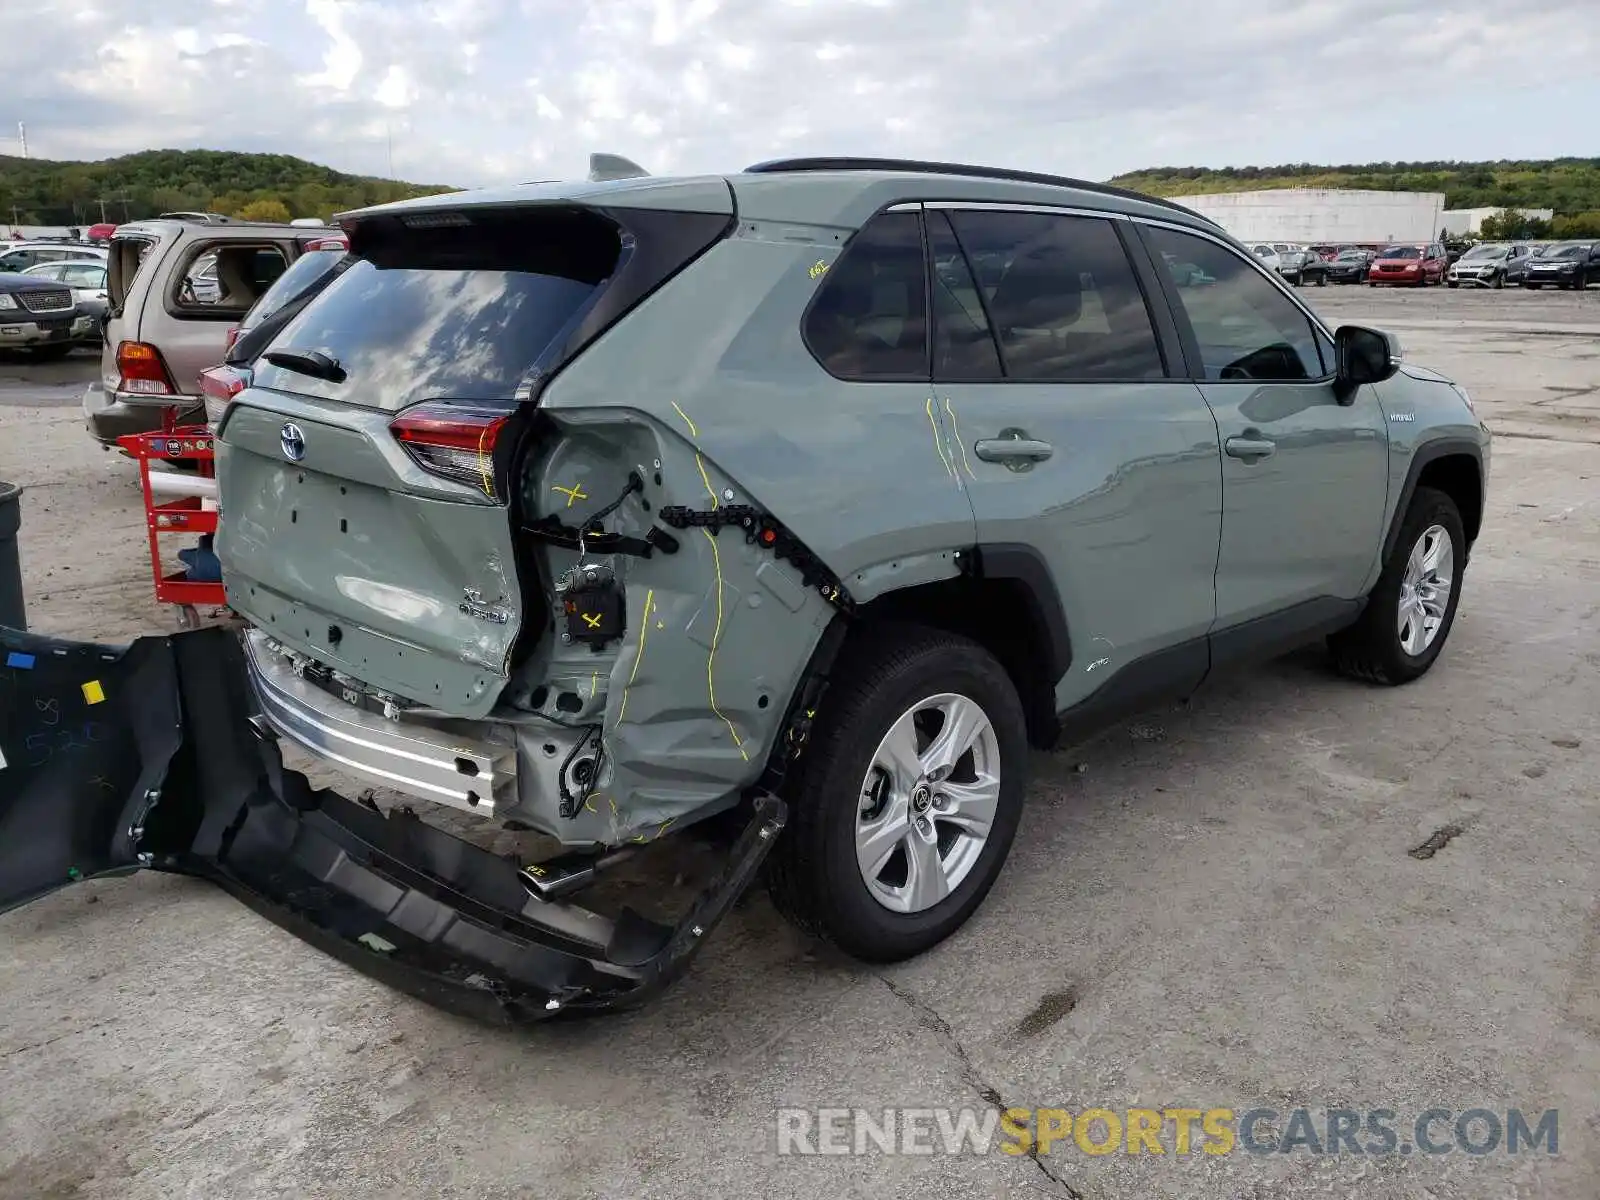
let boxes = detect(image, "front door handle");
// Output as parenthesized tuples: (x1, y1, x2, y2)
(1224, 435, 1276, 461)
(975, 437, 1054, 463)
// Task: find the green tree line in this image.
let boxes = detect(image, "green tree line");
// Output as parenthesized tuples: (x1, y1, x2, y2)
(0, 148, 457, 227)
(1108, 158, 1600, 223)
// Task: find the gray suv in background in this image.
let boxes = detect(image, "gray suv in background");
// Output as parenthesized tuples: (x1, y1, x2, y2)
(81, 218, 342, 446)
(4, 157, 1491, 1021)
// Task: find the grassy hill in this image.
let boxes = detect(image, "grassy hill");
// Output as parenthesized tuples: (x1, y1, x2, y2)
(0, 148, 456, 227)
(1106, 159, 1600, 214)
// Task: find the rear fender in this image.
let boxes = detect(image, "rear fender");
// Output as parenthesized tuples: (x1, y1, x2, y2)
(503, 408, 838, 845)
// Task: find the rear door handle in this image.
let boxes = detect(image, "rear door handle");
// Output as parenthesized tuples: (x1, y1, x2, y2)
(975, 437, 1054, 463)
(1224, 436, 1276, 461)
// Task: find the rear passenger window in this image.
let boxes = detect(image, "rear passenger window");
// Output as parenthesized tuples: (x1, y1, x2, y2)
(945, 211, 1166, 382)
(172, 243, 289, 316)
(804, 212, 928, 381)
(926, 211, 1002, 381)
(1144, 226, 1326, 382)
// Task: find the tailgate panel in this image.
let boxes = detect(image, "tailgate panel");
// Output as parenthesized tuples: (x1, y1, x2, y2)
(217, 395, 523, 718)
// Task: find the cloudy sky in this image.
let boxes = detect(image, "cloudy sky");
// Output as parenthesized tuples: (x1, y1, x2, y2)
(7, 0, 1598, 186)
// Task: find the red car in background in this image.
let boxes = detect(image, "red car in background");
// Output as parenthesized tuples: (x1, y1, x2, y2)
(1368, 242, 1448, 287)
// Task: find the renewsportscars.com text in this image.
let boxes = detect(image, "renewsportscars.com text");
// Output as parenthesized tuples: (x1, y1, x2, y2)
(776, 1106, 1559, 1158)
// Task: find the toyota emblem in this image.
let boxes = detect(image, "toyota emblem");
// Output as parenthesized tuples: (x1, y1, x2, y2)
(280, 421, 306, 462)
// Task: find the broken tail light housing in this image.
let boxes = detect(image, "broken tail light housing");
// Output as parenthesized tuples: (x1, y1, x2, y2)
(116, 340, 177, 396)
(390, 402, 513, 501)
(199, 364, 250, 427)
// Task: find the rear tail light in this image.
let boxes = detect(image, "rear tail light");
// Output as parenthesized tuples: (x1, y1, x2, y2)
(390, 402, 513, 501)
(199, 364, 249, 427)
(115, 340, 177, 396)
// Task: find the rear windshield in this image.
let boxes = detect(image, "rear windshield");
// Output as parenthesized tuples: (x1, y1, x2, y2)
(239, 249, 348, 332)
(254, 207, 620, 409)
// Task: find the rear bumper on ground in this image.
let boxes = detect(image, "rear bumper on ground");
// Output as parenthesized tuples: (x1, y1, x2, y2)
(0, 625, 786, 1023)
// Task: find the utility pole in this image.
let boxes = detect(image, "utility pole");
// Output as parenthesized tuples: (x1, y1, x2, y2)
(17, 122, 26, 159)
(98, 198, 107, 223)
(386, 123, 394, 177)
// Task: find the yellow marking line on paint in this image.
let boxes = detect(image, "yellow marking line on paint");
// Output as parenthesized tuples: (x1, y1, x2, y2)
(926, 397, 956, 479)
(702, 528, 749, 761)
(672, 400, 746, 760)
(613, 588, 655, 728)
(477, 422, 496, 498)
(944, 397, 977, 479)
(551, 483, 589, 507)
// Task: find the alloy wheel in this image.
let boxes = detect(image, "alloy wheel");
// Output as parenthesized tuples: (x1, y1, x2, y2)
(854, 693, 1000, 914)
(1398, 524, 1454, 656)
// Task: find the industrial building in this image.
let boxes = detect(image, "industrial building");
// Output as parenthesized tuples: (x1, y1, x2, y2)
(1440, 206, 1553, 236)
(1171, 188, 1446, 244)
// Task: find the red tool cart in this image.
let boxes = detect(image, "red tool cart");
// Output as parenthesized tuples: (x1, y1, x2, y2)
(117, 417, 224, 629)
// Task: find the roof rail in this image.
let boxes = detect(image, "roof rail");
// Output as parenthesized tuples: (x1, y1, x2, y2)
(742, 157, 1208, 221)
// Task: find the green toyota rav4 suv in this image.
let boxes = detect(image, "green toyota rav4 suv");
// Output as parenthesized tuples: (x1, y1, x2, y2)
(1, 157, 1489, 1021)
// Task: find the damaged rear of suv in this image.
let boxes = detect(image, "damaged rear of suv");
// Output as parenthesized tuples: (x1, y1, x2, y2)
(3, 156, 1487, 1021)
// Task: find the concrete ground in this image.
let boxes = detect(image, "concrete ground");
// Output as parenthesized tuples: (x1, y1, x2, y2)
(1, 286, 1598, 1199)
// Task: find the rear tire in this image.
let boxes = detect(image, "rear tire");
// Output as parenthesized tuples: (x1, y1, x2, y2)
(766, 625, 1028, 962)
(1329, 486, 1466, 686)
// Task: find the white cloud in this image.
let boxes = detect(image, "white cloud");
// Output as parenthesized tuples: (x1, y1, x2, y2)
(2, 0, 1597, 190)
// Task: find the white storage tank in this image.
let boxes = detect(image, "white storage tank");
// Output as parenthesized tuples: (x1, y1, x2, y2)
(1168, 189, 1447, 244)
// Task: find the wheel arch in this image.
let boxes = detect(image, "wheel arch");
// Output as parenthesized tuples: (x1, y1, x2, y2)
(1383, 440, 1484, 565)
(845, 543, 1070, 749)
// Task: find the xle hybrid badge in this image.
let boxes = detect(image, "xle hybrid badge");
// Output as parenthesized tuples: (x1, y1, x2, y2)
(280, 421, 306, 462)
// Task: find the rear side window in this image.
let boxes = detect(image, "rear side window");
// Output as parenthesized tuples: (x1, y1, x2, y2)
(172, 243, 288, 316)
(1145, 226, 1325, 382)
(946, 210, 1166, 382)
(254, 206, 620, 409)
(804, 211, 928, 381)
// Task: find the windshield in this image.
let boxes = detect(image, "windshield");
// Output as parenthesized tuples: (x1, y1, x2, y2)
(1546, 245, 1587, 260)
(1461, 245, 1506, 260)
(1379, 246, 1422, 260)
(1252, 246, 1274, 257)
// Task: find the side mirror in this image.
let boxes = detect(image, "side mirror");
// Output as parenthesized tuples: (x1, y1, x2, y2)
(1333, 325, 1401, 404)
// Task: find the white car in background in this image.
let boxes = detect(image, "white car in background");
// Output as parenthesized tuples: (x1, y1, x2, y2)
(1250, 244, 1282, 272)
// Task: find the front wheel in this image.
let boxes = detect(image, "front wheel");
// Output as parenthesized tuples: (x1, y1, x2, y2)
(1491, 271, 1504, 289)
(766, 625, 1028, 962)
(1329, 486, 1466, 685)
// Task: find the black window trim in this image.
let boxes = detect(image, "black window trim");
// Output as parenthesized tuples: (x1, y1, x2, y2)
(1130, 217, 1339, 387)
(161, 237, 297, 324)
(930, 207, 1007, 377)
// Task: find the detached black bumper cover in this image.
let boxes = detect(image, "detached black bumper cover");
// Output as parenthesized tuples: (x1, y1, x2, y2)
(0, 626, 786, 1023)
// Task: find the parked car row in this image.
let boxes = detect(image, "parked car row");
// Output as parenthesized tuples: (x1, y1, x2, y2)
(1247, 238, 1598, 289)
